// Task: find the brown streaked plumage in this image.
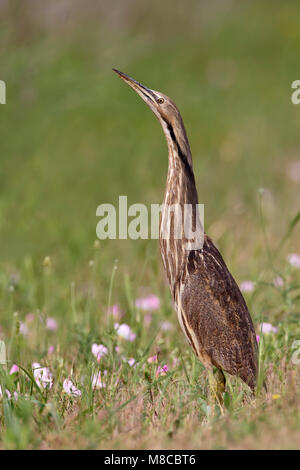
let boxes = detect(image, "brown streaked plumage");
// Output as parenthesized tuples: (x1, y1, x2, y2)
(113, 69, 258, 394)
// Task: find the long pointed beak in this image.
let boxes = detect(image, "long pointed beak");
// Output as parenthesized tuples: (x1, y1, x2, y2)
(113, 68, 157, 103)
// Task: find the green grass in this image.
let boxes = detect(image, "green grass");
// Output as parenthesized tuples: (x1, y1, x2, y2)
(0, 0, 300, 449)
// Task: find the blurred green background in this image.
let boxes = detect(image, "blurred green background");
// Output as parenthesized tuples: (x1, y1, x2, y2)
(1, 0, 300, 287)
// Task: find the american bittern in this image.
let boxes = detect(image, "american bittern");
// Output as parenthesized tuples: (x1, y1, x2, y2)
(113, 69, 258, 399)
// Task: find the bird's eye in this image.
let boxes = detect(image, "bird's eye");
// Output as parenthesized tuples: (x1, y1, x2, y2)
(157, 97, 164, 104)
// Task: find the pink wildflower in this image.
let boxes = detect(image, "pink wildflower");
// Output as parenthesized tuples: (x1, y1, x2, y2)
(260, 323, 278, 334)
(147, 354, 158, 364)
(287, 253, 300, 269)
(92, 371, 106, 389)
(63, 379, 81, 397)
(46, 317, 57, 331)
(32, 362, 53, 389)
(114, 323, 136, 341)
(156, 365, 168, 377)
(135, 295, 160, 311)
(160, 321, 173, 331)
(109, 304, 124, 319)
(240, 281, 255, 293)
(25, 313, 34, 323)
(92, 344, 108, 361)
(20, 322, 28, 336)
(0, 386, 17, 399)
(9, 364, 19, 374)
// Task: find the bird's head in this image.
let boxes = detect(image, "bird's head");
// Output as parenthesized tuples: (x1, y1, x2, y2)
(113, 69, 192, 165)
(113, 69, 182, 129)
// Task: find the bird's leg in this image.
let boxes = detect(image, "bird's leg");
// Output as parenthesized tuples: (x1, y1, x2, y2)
(207, 367, 226, 406)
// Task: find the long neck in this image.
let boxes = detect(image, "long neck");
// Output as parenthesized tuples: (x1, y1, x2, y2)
(159, 116, 199, 296)
(162, 118, 198, 206)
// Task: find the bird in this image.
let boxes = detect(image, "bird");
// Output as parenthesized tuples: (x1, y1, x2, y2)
(113, 68, 258, 400)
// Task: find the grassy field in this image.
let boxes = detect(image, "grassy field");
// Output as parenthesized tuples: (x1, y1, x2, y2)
(0, 0, 300, 449)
